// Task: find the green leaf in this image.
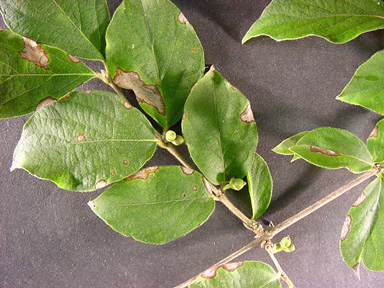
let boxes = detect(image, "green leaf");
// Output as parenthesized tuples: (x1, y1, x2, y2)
(89, 166, 215, 244)
(105, 0, 204, 129)
(367, 119, 384, 163)
(182, 68, 258, 185)
(289, 128, 373, 173)
(0, 0, 109, 60)
(0, 30, 95, 119)
(190, 261, 281, 288)
(242, 0, 384, 44)
(272, 131, 309, 155)
(337, 50, 384, 115)
(246, 153, 273, 219)
(12, 91, 157, 192)
(340, 177, 384, 273)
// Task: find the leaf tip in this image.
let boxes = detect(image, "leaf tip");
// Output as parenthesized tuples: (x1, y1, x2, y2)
(352, 263, 361, 280)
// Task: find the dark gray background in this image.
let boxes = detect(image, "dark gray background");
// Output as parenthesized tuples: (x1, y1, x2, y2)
(1, 1, 384, 287)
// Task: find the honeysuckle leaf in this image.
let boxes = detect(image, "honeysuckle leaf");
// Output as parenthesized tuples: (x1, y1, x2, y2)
(246, 153, 273, 219)
(12, 91, 157, 192)
(89, 166, 215, 244)
(367, 119, 384, 163)
(340, 177, 384, 275)
(105, 0, 204, 129)
(242, 0, 384, 44)
(337, 50, 384, 115)
(182, 68, 258, 185)
(190, 261, 281, 288)
(288, 128, 374, 173)
(0, 30, 95, 119)
(272, 131, 309, 155)
(0, 0, 109, 60)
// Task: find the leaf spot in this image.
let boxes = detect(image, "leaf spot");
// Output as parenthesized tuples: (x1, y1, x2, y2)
(77, 133, 86, 142)
(67, 53, 80, 63)
(114, 69, 165, 115)
(340, 215, 352, 242)
(19, 37, 49, 70)
(178, 12, 188, 24)
(182, 193, 187, 197)
(240, 104, 255, 123)
(85, 90, 92, 95)
(110, 172, 116, 176)
(352, 263, 361, 279)
(123, 101, 133, 109)
(180, 166, 194, 175)
(123, 160, 129, 165)
(124, 166, 158, 181)
(222, 262, 243, 272)
(192, 186, 198, 191)
(231, 85, 238, 90)
(201, 268, 217, 279)
(370, 126, 378, 138)
(182, 112, 188, 120)
(310, 146, 341, 156)
(352, 192, 367, 207)
(36, 97, 57, 111)
(192, 48, 198, 53)
(95, 180, 107, 190)
(61, 93, 72, 100)
(87, 201, 96, 209)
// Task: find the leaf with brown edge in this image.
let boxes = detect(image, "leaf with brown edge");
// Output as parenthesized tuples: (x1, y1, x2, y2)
(367, 119, 384, 163)
(340, 178, 384, 274)
(105, 0, 204, 129)
(190, 261, 281, 288)
(89, 166, 215, 244)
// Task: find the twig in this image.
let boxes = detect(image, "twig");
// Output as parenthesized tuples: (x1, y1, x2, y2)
(265, 244, 294, 287)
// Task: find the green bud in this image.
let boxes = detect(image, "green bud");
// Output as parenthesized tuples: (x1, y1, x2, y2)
(284, 244, 295, 253)
(271, 243, 283, 254)
(229, 177, 246, 191)
(165, 130, 177, 142)
(280, 236, 291, 249)
(172, 135, 185, 146)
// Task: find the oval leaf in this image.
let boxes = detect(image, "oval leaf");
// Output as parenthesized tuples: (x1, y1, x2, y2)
(289, 128, 373, 173)
(12, 91, 157, 192)
(337, 50, 384, 115)
(0, 0, 109, 60)
(340, 177, 384, 273)
(89, 166, 215, 244)
(243, 0, 384, 44)
(190, 261, 281, 288)
(367, 119, 384, 163)
(0, 30, 95, 119)
(246, 154, 273, 220)
(182, 68, 258, 185)
(106, 0, 204, 129)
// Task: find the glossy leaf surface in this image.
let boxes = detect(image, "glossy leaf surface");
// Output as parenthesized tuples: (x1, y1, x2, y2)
(12, 91, 156, 192)
(0, 30, 95, 119)
(243, 0, 384, 44)
(337, 50, 384, 115)
(106, 0, 204, 128)
(340, 178, 384, 272)
(182, 69, 258, 185)
(246, 153, 273, 219)
(190, 261, 281, 288)
(0, 0, 109, 60)
(90, 166, 215, 244)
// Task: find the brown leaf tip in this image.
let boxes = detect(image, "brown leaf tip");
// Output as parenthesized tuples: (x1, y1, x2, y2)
(67, 54, 80, 63)
(222, 262, 243, 272)
(95, 179, 108, 190)
(310, 146, 341, 156)
(370, 126, 378, 138)
(180, 166, 194, 175)
(87, 201, 96, 209)
(340, 215, 352, 242)
(352, 192, 367, 207)
(178, 12, 188, 24)
(19, 37, 49, 70)
(77, 133, 87, 142)
(36, 97, 57, 111)
(124, 166, 158, 181)
(240, 104, 255, 123)
(352, 263, 361, 279)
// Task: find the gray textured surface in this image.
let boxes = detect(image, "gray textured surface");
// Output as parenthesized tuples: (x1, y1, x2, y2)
(1, 1, 384, 287)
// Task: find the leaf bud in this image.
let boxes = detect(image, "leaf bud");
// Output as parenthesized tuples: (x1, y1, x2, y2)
(172, 135, 185, 146)
(229, 177, 246, 191)
(165, 130, 177, 142)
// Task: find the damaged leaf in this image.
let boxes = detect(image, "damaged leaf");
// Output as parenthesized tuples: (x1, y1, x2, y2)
(272, 131, 309, 161)
(12, 91, 157, 192)
(242, 0, 384, 44)
(340, 178, 384, 273)
(90, 166, 215, 244)
(287, 128, 374, 173)
(367, 119, 384, 163)
(105, 0, 204, 129)
(337, 50, 384, 115)
(182, 69, 258, 185)
(190, 261, 281, 288)
(246, 153, 273, 220)
(0, 30, 95, 119)
(0, 0, 110, 60)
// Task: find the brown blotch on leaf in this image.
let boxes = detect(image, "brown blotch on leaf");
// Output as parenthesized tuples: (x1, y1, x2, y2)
(19, 37, 49, 70)
(192, 186, 198, 191)
(67, 53, 80, 63)
(182, 193, 187, 197)
(182, 112, 188, 120)
(222, 262, 243, 272)
(180, 166, 194, 175)
(201, 268, 217, 279)
(61, 93, 72, 100)
(192, 48, 198, 53)
(352, 263, 361, 280)
(95, 179, 108, 190)
(87, 201, 96, 209)
(85, 90, 92, 95)
(177, 12, 188, 24)
(110, 172, 116, 176)
(240, 104, 255, 123)
(124, 166, 158, 181)
(77, 133, 86, 142)
(340, 215, 352, 242)
(352, 192, 367, 207)
(123, 101, 133, 109)
(123, 160, 129, 165)
(370, 126, 379, 138)
(310, 146, 341, 157)
(114, 69, 165, 115)
(36, 97, 57, 111)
